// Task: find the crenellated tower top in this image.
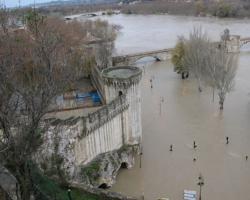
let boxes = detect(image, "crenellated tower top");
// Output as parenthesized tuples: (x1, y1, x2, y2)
(102, 66, 142, 144)
(102, 66, 142, 89)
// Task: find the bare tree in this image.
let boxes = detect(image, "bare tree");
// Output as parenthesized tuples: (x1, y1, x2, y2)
(96, 42, 113, 69)
(88, 19, 118, 69)
(221, 28, 230, 42)
(0, 9, 93, 200)
(204, 48, 238, 110)
(183, 27, 211, 92)
(182, 27, 237, 109)
(220, 28, 230, 52)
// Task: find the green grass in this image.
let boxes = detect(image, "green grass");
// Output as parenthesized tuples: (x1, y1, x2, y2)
(33, 169, 99, 200)
(82, 160, 100, 181)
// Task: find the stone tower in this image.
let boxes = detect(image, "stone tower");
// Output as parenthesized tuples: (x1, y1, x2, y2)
(226, 35, 241, 53)
(102, 66, 142, 145)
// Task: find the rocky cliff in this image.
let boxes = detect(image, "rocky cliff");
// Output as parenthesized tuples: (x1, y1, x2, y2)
(80, 145, 137, 188)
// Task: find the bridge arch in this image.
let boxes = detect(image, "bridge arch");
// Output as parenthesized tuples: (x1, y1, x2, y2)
(112, 48, 172, 66)
(120, 162, 129, 169)
(134, 55, 161, 64)
(118, 91, 123, 96)
(240, 39, 250, 49)
(98, 183, 109, 189)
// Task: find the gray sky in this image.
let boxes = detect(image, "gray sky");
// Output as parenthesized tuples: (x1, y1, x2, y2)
(1, 0, 68, 8)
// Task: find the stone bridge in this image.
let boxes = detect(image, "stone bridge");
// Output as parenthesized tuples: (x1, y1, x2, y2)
(112, 48, 172, 66)
(240, 37, 250, 48)
(225, 36, 250, 52)
(112, 36, 250, 66)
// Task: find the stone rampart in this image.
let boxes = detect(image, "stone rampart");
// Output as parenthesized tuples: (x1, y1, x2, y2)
(75, 94, 130, 165)
(86, 94, 128, 135)
(36, 94, 130, 181)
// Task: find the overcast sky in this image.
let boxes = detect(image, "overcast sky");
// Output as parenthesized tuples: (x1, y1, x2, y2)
(1, 0, 67, 8)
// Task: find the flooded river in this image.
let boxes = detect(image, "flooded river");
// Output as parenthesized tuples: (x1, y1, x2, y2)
(89, 14, 250, 200)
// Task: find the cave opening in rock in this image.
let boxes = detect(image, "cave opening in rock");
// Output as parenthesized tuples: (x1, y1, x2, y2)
(120, 162, 128, 169)
(98, 183, 109, 189)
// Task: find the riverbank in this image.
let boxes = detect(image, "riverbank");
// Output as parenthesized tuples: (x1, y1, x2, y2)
(11, 1, 250, 20)
(119, 0, 250, 19)
(32, 166, 137, 200)
(29, 0, 250, 19)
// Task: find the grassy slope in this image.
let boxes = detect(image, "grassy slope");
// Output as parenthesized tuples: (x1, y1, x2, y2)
(33, 170, 99, 200)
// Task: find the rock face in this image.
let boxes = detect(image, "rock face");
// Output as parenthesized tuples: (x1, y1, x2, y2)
(34, 118, 82, 181)
(79, 145, 137, 188)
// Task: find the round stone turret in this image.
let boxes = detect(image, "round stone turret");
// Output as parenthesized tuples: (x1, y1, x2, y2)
(102, 66, 142, 104)
(102, 66, 142, 144)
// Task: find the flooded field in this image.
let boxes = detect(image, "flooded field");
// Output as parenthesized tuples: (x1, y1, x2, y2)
(111, 54, 250, 200)
(88, 14, 250, 200)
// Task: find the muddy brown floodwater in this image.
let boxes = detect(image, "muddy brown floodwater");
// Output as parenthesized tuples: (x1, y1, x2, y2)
(84, 14, 250, 200)
(111, 54, 250, 200)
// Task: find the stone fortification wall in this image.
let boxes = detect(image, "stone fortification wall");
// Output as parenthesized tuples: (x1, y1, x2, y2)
(36, 94, 129, 181)
(75, 94, 130, 165)
(36, 64, 142, 191)
(102, 66, 142, 145)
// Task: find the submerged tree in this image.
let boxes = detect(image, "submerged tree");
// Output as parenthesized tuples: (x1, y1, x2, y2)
(171, 37, 189, 79)
(179, 26, 238, 110)
(204, 48, 238, 110)
(183, 27, 211, 92)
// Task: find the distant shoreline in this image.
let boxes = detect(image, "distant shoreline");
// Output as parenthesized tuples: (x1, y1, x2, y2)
(10, 1, 250, 20)
(64, 11, 250, 24)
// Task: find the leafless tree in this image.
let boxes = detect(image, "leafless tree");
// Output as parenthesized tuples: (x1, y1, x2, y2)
(221, 28, 230, 41)
(0, 9, 94, 200)
(204, 48, 238, 110)
(183, 27, 211, 92)
(220, 28, 230, 51)
(182, 27, 238, 109)
(91, 20, 118, 69)
(95, 42, 113, 69)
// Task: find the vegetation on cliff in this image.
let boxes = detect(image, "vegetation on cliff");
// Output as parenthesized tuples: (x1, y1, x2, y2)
(81, 145, 137, 188)
(32, 168, 99, 200)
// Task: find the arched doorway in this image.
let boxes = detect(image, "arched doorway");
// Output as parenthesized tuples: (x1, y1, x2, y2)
(120, 162, 129, 169)
(98, 183, 109, 189)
